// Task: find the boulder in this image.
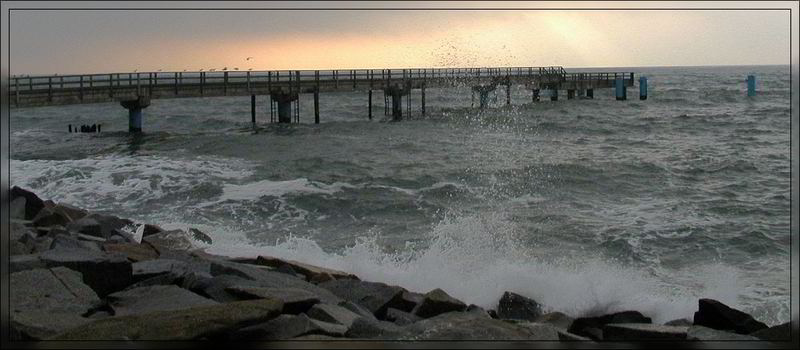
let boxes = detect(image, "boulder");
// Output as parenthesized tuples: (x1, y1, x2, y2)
(306, 303, 362, 328)
(52, 298, 283, 340)
(749, 322, 791, 341)
(123, 272, 185, 290)
(309, 272, 335, 284)
(664, 318, 693, 327)
(497, 291, 543, 321)
(602, 323, 689, 340)
(66, 217, 103, 237)
(386, 307, 422, 326)
(317, 279, 406, 319)
(693, 298, 768, 334)
(568, 311, 652, 340)
(10, 254, 46, 273)
(141, 223, 164, 237)
(338, 300, 378, 321)
(250, 255, 358, 282)
(31, 236, 55, 253)
(31, 207, 71, 228)
(107, 285, 219, 316)
(557, 330, 592, 341)
(102, 243, 159, 262)
(686, 325, 759, 340)
(396, 291, 424, 312)
(208, 259, 340, 304)
(39, 247, 133, 297)
(231, 313, 346, 340)
(412, 288, 467, 318)
(10, 196, 27, 220)
(534, 311, 574, 331)
(10, 267, 99, 340)
(131, 258, 198, 282)
(189, 228, 213, 244)
(86, 213, 134, 238)
(465, 304, 491, 318)
(10, 220, 36, 242)
(142, 229, 195, 252)
(52, 203, 88, 221)
(394, 311, 560, 340)
(10, 186, 45, 220)
(225, 286, 320, 314)
(345, 316, 404, 339)
(50, 234, 102, 252)
(11, 241, 32, 256)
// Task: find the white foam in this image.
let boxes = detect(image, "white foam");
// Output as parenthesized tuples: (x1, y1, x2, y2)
(214, 178, 356, 203)
(205, 210, 772, 324)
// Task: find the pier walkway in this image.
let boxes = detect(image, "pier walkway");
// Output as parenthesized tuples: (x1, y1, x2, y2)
(9, 66, 639, 132)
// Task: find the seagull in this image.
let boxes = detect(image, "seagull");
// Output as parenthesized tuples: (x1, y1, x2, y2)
(133, 69, 138, 73)
(248, 68, 253, 71)
(222, 67, 228, 71)
(246, 57, 253, 61)
(199, 69, 204, 72)
(233, 67, 239, 71)
(209, 68, 216, 72)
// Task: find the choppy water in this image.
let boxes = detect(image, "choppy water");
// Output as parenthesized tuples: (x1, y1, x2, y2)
(10, 65, 791, 325)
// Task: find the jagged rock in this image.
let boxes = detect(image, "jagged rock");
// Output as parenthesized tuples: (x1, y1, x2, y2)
(275, 263, 304, 279)
(50, 234, 102, 252)
(557, 330, 592, 341)
(339, 300, 378, 321)
(386, 307, 422, 325)
(10, 220, 36, 242)
(86, 213, 134, 238)
(291, 334, 345, 340)
(66, 217, 102, 237)
(189, 228, 213, 244)
(306, 303, 362, 327)
(534, 312, 574, 331)
(31, 236, 54, 253)
(225, 286, 320, 314)
(123, 272, 184, 290)
(10, 186, 45, 220)
(102, 243, 159, 262)
(10, 267, 100, 340)
(603, 323, 689, 340)
(345, 316, 404, 339)
(396, 291, 424, 312)
(749, 322, 791, 341)
(131, 258, 204, 282)
(411, 288, 467, 318)
(52, 298, 283, 340)
(465, 304, 490, 317)
(142, 229, 195, 252)
(10, 254, 46, 273)
(231, 314, 346, 340)
(497, 291, 543, 321)
(208, 259, 340, 304)
(141, 223, 164, 237)
(107, 285, 219, 316)
(317, 279, 406, 319)
(52, 203, 88, 221)
(250, 255, 358, 282)
(309, 272, 335, 284)
(665, 318, 692, 327)
(31, 207, 71, 228)
(394, 311, 559, 340)
(39, 247, 133, 297)
(568, 311, 652, 340)
(693, 298, 768, 334)
(686, 325, 759, 340)
(10, 196, 26, 220)
(11, 241, 32, 255)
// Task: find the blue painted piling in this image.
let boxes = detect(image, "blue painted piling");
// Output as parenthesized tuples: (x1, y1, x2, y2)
(747, 75, 756, 97)
(639, 76, 648, 100)
(615, 78, 626, 101)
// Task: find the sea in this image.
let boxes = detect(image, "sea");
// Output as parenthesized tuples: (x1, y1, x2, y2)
(9, 65, 791, 326)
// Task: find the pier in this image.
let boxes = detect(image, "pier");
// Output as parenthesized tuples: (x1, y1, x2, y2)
(9, 66, 637, 132)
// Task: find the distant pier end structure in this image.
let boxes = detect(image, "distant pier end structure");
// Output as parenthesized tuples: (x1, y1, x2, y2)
(9, 66, 637, 132)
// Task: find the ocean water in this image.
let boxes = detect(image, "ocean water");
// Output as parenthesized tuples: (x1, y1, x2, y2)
(10, 65, 791, 325)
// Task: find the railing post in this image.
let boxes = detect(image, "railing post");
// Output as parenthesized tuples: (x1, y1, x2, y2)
(246, 71, 251, 93)
(79, 75, 84, 101)
(48, 77, 52, 102)
(223, 71, 228, 95)
(200, 72, 204, 96)
(174, 72, 178, 95)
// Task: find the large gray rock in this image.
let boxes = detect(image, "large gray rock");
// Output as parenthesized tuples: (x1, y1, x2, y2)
(208, 259, 340, 304)
(142, 229, 195, 252)
(247, 255, 358, 282)
(141, 223, 165, 237)
(306, 303, 362, 328)
(664, 318, 692, 327)
(693, 298, 768, 334)
(10, 267, 100, 340)
(339, 300, 378, 321)
(107, 285, 218, 316)
(230, 314, 346, 340)
(497, 291, 543, 321)
(102, 242, 159, 262)
(386, 307, 422, 326)
(53, 298, 283, 340)
(10, 254, 46, 273)
(131, 259, 197, 282)
(39, 247, 133, 297)
(534, 311, 574, 331)
(602, 323, 689, 340)
(557, 330, 592, 341)
(394, 311, 560, 340)
(567, 311, 652, 340)
(317, 279, 406, 319)
(66, 217, 102, 237)
(31, 207, 71, 228)
(397, 291, 425, 312)
(189, 228, 213, 244)
(345, 316, 404, 339)
(10, 196, 27, 220)
(225, 286, 320, 314)
(52, 203, 88, 221)
(10, 220, 36, 242)
(686, 325, 759, 340)
(50, 234, 102, 252)
(10, 186, 45, 220)
(749, 322, 791, 341)
(411, 288, 467, 318)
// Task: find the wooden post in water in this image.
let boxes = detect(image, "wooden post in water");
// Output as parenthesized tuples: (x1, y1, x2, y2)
(251, 95, 256, 125)
(421, 85, 426, 116)
(314, 90, 320, 124)
(368, 90, 373, 120)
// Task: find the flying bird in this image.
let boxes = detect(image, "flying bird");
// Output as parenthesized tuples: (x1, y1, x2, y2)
(246, 57, 253, 61)
(222, 67, 228, 71)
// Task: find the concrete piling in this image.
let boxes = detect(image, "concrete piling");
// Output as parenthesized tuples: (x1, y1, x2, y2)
(472, 84, 497, 109)
(587, 89, 594, 99)
(639, 76, 648, 100)
(615, 78, 627, 101)
(368, 90, 373, 120)
(270, 92, 298, 123)
(251, 95, 256, 125)
(120, 96, 150, 133)
(314, 90, 320, 124)
(532, 89, 540, 102)
(550, 89, 558, 101)
(747, 75, 756, 97)
(567, 89, 575, 100)
(421, 85, 426, 116)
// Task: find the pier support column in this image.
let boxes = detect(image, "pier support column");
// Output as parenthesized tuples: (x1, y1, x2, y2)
(639, 76, 648, 100)
(550, 89, 558, 101)
(384, 85, 408, 121)
(271, 91, 299, 123)
(615, 78, 627, 101)
(532, 89, 540, 102)
(421, 85, 426, 116)
(314, 90, 320, 124)
(506, 84, 511, 105)
(747, 75, 756, 97)
(120, 96, 150, 133)
(472, 84, 497, 109)
(251, 95, 256, 126)
(577, 89, 585, 98)
(587, 89, 594, 99)
(368, 90, 373, 120)
(567, 89, 575, 100)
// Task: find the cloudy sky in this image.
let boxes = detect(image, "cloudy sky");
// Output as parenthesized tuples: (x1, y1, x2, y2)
(7, 2, 793, 75)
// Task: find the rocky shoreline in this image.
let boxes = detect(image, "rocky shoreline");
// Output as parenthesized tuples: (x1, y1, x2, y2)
(7, 186, 792, 341)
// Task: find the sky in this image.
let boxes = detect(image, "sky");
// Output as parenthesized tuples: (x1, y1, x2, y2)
(7, 2, 793, 75)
